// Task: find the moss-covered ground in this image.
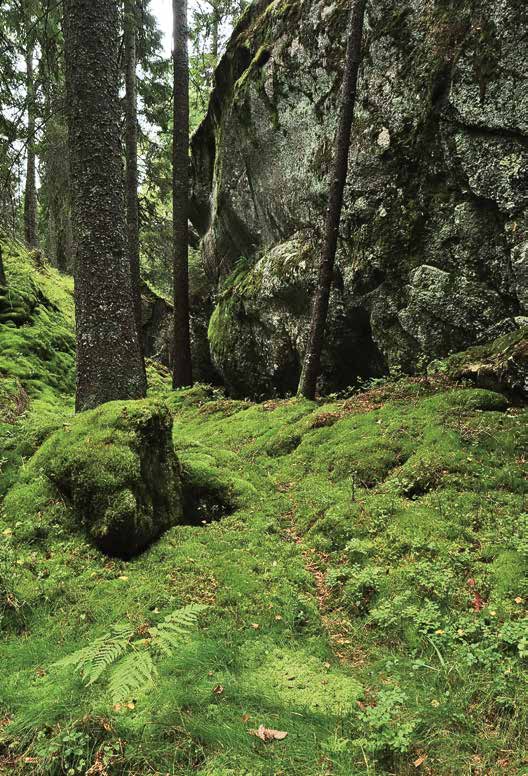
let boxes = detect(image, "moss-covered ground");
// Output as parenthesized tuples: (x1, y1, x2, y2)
(1, 243, 527, 774)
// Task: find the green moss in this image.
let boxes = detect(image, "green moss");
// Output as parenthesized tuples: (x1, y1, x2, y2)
(429, 327, 528, 397)
(5, 399, 183, 558)
(1, 272, 528, 776)
(0, 240, 75, 402)
(491, 551, 527, 602)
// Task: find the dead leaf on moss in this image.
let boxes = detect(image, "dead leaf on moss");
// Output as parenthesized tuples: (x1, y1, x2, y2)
(249, 724, 288, 742)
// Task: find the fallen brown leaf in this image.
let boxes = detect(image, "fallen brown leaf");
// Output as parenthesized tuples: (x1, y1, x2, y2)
(212, 684, 224, 695)
(249, 724, 288, 742)
(413, 754, 428, 767)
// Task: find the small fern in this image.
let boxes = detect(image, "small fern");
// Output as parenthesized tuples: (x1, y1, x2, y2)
(108, 650, 157, 703)
(53, 624, 134, 686)
(149, 602, 207, 656)
(53, 604, 206, 704)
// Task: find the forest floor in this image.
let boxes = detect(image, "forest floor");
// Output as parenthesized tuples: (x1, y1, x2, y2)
(1, 243, 528, 775)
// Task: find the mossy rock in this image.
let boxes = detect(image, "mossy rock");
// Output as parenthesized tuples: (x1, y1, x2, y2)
(429, 328, 528, 398)
(191, 0, 528, 395)
(28, 399, 183, 558)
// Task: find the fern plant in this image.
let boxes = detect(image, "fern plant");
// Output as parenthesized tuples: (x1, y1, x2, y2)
(53, 604, 206, 704)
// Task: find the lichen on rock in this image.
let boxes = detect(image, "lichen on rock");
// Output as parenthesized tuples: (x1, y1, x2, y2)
(190, 0, 528, 397)
(429, 326, 528, 398)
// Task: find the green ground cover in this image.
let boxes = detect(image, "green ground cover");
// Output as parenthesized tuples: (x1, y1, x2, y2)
(0, 243, 527, 774)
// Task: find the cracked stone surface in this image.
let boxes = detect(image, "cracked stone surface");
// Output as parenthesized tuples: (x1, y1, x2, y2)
(190, 0, 528, 397)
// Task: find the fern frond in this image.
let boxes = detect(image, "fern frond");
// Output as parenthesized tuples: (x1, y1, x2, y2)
(84, 627, 134, 686)
(52, 624, 134, 687)
(108, 650, 157, 703)
(149, 603, 207, 657)
(50, 605, 206, 705)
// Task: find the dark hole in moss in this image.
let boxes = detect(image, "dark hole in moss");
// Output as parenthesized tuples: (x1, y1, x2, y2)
(181, 475, 235, 526)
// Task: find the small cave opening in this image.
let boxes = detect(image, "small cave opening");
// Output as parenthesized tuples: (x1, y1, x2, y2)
(181, 476, 235, 527)
(322, 306, 388, 393)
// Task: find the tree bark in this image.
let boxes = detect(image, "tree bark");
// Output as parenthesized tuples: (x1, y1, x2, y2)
(24, 42, 38, 249)
(297, 0, 366, 400)
(172, 0, 193, 388)
(124, 0, 145, 361)
(42, 99, 73, 273)
(211, 7, 219, 62)
(0, 245, 6, 287)
(63, 0, 147, 412)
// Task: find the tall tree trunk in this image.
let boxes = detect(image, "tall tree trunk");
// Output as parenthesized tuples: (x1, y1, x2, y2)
(63, 0, 147, 412)
(172, 0, 193, 388)
(42, 93, 73, 273)
(211, 7, 219, 62)
(297, 0, 366, 400)
(124, 0, 144, 361)
(0, 245, 6, 287)
(24, 42, 38, 249)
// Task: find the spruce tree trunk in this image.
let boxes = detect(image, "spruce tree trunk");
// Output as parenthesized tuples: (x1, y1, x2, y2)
(211, 8, 219, 62)
(43, 94, 73, 273)
(124, 0, 145, 360)
(24, 42, 38, 249)
(0, 245, 6, 287)
(63, 0, 147, 412)
(297, 0, 366, 400)
(172, 0, 193, 388)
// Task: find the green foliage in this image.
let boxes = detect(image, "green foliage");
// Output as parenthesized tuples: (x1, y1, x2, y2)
(54, 605, 206, 704)
(351, 687, 418, 757)
(1, 304, 528, 774)
(54, 624, 135, 687)
(4, 398, 183, 558)
(149, 603, 208, 656)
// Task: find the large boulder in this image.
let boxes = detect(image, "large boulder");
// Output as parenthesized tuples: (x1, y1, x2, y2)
(429, 326, 528, 398)
(191, 0, 528, 397)
(28, 399, 183, 558)
(141, 275, 221, 386)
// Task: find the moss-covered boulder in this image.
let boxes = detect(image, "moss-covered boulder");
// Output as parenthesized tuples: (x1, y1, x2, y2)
(191, 0, 528, 396)
(27, 399, 183, 558)
(207, 242, 386, 396)
(429, 327, 528, 398)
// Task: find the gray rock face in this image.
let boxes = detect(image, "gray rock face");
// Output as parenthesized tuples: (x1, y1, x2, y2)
(141, 281, 220, 386)
(190, 0, 528, 397)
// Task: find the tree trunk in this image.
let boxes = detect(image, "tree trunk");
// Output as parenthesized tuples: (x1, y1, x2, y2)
(24, 42, 38, 249)
(63, 0, 147, 412)
(211, 8, 219, 62)
(297, 0, 366, 400)
(172, 0, 193, 388)
(42, 96, 73, 273)
(124, 0, 145, 361)
(0, 245, 6, 287)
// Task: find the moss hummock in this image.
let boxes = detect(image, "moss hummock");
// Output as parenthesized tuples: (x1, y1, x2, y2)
(0, 240, 75, 404)
(7, 399, 183, 559)
(0, 240, 76, 496)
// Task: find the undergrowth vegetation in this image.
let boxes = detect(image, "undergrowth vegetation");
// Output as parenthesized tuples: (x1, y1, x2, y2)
(1, 242, 527, 774)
